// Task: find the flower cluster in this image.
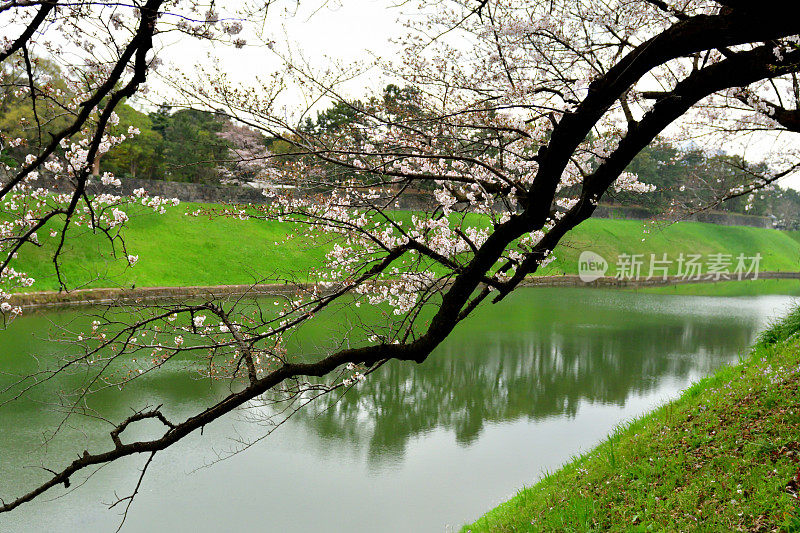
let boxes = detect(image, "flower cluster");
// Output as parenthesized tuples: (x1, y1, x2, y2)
(1, 114, 180, 318)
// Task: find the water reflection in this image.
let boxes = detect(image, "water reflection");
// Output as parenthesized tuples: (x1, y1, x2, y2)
(292, 290, 766, 462)
(0, 288, 794, 532)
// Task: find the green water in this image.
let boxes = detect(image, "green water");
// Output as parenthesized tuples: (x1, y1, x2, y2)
(0, 288, 795, 532)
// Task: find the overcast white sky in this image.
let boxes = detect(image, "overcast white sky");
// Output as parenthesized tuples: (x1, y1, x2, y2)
(148, 0, 406, 111)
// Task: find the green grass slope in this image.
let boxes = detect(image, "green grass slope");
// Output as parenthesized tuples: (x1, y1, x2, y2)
(11, 204, 800, 292)
(462, 307, 800, 532)
(785, 230, 800, 244)
(541, 218, 800, 277)
(13, 203, 329, 291)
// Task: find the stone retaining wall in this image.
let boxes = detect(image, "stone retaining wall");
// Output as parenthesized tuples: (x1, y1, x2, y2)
(11, 271, 798, 309)
(11, 176, 775, 228)
(593, 204, 773, 229)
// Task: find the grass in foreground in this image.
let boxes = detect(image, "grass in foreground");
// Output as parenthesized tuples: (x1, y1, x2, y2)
(463, 307, 800, 532)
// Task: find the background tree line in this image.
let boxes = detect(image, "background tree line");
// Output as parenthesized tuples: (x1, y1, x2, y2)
(3, 56, 800, 227)
(614, 141, 800, 228)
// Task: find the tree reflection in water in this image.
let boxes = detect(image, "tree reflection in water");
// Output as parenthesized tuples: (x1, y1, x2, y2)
(0, 289, 781, 474)
(288, 289, 768, 461)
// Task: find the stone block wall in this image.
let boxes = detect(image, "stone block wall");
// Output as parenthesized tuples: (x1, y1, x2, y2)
(11, 176, 775, 229)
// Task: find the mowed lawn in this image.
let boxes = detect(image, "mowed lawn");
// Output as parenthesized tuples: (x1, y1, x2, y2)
(541, 217, 800, 276)
(10, 202, 800, 292)
(12, 202, 329, 291)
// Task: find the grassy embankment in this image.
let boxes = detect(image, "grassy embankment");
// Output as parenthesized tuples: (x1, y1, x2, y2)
(11, 202, 800, 292)
(463, 307, 800, 532)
